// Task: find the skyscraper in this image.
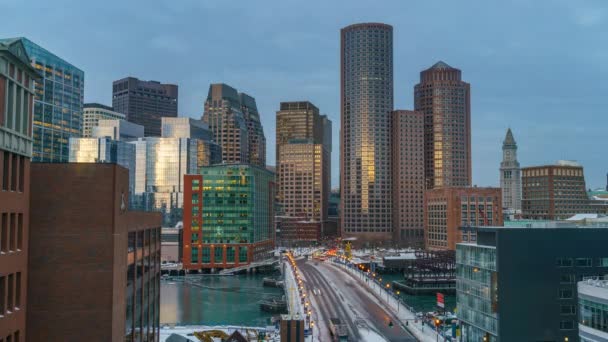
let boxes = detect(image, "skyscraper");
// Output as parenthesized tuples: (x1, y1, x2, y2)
(500, 128, 522, 212)
(391, 110, 425, 247)
(415, 61, 471, 189)
(202, 83, 266, 167)
(82, 103, 126, 137)
(112, 77, 178, 137)
(0, 36, 40, 342)
(340, 23, 393, 243)
(0, 37, 84, 163)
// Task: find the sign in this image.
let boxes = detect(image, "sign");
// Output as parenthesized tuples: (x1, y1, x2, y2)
(437, 292, 445, 309)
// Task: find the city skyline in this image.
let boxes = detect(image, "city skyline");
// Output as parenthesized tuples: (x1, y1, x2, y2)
(3, 0, 608, 188)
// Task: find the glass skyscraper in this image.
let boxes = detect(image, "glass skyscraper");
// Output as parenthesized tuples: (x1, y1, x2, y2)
(0, 37, 85, 162)
(340, 23, 393, 242)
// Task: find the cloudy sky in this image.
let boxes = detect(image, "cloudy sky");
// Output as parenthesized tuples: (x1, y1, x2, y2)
(3, 0, 607, 188)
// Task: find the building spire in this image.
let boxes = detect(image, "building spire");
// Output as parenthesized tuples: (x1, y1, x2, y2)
(503, 128, 517, 149)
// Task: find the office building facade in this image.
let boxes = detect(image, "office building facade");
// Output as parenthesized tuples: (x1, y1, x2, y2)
(0, 37, 39, 342)
(457, 227, 608, 342)
(182, 164, 275, 270)
(340, 23, 393, 242)
(0, 37, 84, 163)
(92, 119, 144, 141)
(415, 61, 471, 189)
(500, 128, 521, 212)
(424, 187, 502, 250)
(522, 161, 591, 220)
(82, 103, 126, 137)
(28, 163, 162, 342)
(202, 83, 266, 166)
(578, 278, 608, 342)
(112, 77, 178, 137)
(391, 110, 425, 247)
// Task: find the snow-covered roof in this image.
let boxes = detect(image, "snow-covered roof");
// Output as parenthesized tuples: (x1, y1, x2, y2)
(566, 214, 599, 221)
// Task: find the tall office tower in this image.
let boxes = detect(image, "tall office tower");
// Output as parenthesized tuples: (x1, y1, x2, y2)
(202, 83, 266, 167)
(0, 37, 39, 342)
(340, 23, 393, 243)
(500, 128, 522, 212)
(391, 110, 425, 247)
(183, 164, 275, 270)
(522, 161, 592, 220)
(415, 61, 471, 189)
(275, 102, 332, 243)
(112, 77, 178, 137)
(93, 119, 145, 141)
(0, 37, 84, 163)
(82, 103, 125, 137)
(28, 163, 161, 341)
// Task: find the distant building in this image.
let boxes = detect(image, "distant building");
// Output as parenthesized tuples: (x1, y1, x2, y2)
(161, 227, 183, 263)
(112, 77, 178, 137)
(0, 37, 39, 341)
(276, 101, 331, 243)
(500, 128, 521, 212)
(457, 226, 608, 342)
(522, 161, 592, 220)
(92, 118, 144, 141)
(202, 83, 266, 166)
(424, 187, 502, 250)
(578, 278, 608, 342)
(415, 61, 471, 189)
(28, 163, 161, 341)
(391, 110, 425, 247)
(182, 164, 275, 270)
(0, 37, 84, 162)
(82, 103, 126, 137)
(340, 23, 394, 243)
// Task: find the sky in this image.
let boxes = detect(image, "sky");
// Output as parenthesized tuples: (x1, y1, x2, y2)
(2, 0, 607, 188)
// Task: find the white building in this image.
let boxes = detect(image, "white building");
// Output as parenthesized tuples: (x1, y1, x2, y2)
(500, 128, 522, 212)
(82, 103, 125, 137)
(578, 277, 608, 342)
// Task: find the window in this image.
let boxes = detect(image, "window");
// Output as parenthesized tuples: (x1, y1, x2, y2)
(214, 247, 223, 263)
(0, 213, 6, 252)
(559, 288, 573, 299)
(9, 213, 15, 252)
(560, 305, 575, 315)
(560, 274, 575, 284)
(576, 258, 592, 267)
(556, 258, 573, 267)
(202, 247, 211, 263)
(596, 258, 608, 267)
(0, 275, 4, 315)
(559, 320, 574, 330)
(15, 273, 20, 308)
(7, 273, 13, 311)
(16, 214, 22, 250)
(2, 151, 8, 191)
(191, 247, 198, 263)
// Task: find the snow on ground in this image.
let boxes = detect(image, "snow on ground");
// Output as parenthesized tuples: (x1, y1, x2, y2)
(159, 325, 279, 341)
(329, 261, 441, 342)
(359, 328, 389, 342)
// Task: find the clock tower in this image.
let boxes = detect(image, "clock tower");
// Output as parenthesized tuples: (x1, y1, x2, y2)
(500, 128, 522, 211)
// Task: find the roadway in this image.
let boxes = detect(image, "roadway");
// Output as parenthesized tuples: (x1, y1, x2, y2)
(297, 258, 417, 342)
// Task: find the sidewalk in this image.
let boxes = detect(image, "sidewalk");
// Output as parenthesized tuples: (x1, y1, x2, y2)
(330, 260, 446, 342)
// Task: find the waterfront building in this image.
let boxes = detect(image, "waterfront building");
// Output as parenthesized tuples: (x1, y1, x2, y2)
(456, 226, 608, 342)
(130, 117, 220, 227)
(522, 160, 593, 220)
(499, 128, 521, 212)
(414, 61, 471, 189)
(161, 227, 183, 263)
(578, 278, 608, 342)
(92, 118, 144, 141)
(0, 37, 84, 162)
(276, 101, 331, 243)
(202, 83, 266, 166)
(340, 23, 393, 243)
(82, 103, 126, 137)
(182, 164, 275, 270)
(424, 187, 502, 251)
(112, 77, 178, 137)
(28, 163, 162, 341)
(391, 110, 425, 247)
(0, 37, 39, 341)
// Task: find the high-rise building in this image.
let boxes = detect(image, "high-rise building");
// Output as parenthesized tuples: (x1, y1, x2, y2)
(0, 37, 39, 342)
(112, 77, 178, 137)
(182, 164, 275, 270)
(522, 161, 592, 220)
(578, 278, 608, 342)
(424, 187, 502, 250)
(92, 118, 144, 141)
(415, 61, 471, 189)
(391, 110, 425, 247)
(28, 163, 161, 341)
(129, 117, 220, 227)
(456, 226, 608, 342)
(275, 101, 332, 243)
(340, 23, 393, 243)
(500, 128, 522, 212)
(82, 103, 126, 137)
(202, 83, 266, 166)
(0, 37, 84, 163)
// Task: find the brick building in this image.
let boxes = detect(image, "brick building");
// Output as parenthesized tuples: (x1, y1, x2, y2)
(27, 163, 162, 341)
(424, 187, 502, 250)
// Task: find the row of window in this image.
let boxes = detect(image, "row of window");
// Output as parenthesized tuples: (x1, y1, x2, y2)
(556, 258, 608, 268)
(1, 152, 25, 193)
(0, 330, 20, 342)
(0, 272, 22, 317)
(0, 213, 24, 253)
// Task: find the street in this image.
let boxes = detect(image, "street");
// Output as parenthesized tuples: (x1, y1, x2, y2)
(298, 259, 417, 342)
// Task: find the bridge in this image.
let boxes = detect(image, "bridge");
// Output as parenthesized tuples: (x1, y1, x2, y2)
(218, 258, 280, 275)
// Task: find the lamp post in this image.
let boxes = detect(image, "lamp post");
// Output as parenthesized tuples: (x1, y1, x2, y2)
(396, 291, 401, 313)
(385, 283, 390, 301)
